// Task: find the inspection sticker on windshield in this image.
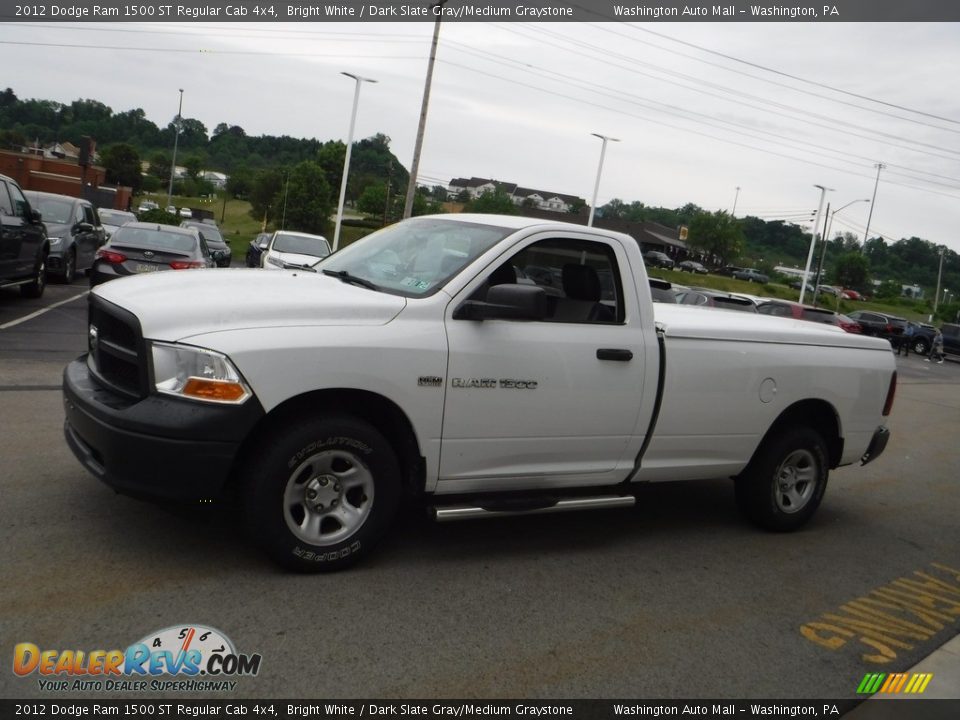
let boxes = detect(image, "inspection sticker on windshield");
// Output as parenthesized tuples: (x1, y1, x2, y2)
(401, 277, 430, 290)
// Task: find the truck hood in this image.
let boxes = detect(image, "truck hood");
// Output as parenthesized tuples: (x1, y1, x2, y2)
(654, 303, 891, 351)
(92, 268, 406, 342)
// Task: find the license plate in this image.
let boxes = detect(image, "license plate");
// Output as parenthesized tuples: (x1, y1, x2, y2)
(134, 263, 159, 273)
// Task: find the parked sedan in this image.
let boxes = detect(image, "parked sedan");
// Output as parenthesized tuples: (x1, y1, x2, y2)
(24, 190, 105, 282)
(90, 222, 214, 286)
(732, 268, 770, 284)
(181, 220, 231, 267)
(246, 232, 271, 268)
(677, 260, 708, 274)
(261, 230, 332, 270)
(98, 209, 137, 241)
(643, 250, 675, 269)
(757, 300, 862, 333)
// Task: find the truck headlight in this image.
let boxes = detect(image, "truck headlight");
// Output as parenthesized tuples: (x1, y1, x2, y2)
(150, 342, 251, 404)
(49, 236, 64, 247)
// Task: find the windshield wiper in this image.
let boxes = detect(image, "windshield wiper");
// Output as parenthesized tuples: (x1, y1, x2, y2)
(322, 269, 380, 291)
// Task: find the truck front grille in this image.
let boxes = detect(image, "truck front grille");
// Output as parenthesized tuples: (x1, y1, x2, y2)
(88, 296, 148, 400)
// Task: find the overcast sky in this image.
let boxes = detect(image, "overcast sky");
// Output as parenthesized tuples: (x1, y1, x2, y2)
(3, 19, 959, 256)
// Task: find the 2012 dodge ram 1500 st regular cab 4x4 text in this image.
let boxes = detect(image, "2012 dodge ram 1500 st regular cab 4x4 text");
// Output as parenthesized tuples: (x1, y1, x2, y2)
(63, 215, 895, 571)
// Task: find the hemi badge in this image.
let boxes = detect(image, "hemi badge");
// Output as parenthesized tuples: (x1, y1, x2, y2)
(418, 376, 443, 387)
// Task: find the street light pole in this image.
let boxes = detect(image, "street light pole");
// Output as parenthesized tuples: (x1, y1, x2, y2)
(333, 72, 377, 252)
(799, 184, 832, 305)
(731, 186, 741, 216)
(588, 133, 619, 227)
(812, 197, 871, 304)
(166, 88, 184, 211)
(403, 0, 448, 219)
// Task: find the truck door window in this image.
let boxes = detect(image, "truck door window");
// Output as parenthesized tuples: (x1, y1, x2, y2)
(483, 238, 624, 324)
(7, 183, 29, 218)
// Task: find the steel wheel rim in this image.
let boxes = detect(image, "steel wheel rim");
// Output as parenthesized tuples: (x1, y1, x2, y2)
(282, 449, 375, 546)
(774, 449, 818, 514)
(37, 260, 46, 291)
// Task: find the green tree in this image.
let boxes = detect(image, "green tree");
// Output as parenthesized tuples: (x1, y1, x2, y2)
(183, 154, 204, 180)
(148, 151, 171, 181)
(282, 161, 334, 235)
(687, 210, 744, 266)
(100, 143, 142, 192)
(248, 167, 286, 226)
(831, 251, 869, 289)
(356, 183, 388, 217)
(466, 189, 518, 215)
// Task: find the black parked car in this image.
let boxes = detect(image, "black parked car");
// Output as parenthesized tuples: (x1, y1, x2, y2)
(677, 260, 708, 274)
(644, 250, 675, 269)
(846, 310, 907, 344)
(90, 222, 215, 286)
(942, 323, 960, 359)
(24, 191, 105, 283)
(0, 174, 48, 298)
(181, 220, 231, 267)
(246, 232, 271, 268)
(902, 321, 937, 355)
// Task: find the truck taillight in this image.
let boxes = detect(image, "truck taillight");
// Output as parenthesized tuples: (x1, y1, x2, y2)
(169, 260, 204, 270)
(883, 372, 897, 416)
(96, 249, 127, 264)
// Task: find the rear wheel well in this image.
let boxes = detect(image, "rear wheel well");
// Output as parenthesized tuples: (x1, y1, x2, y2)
(230, 389, 425, 499)
(758, 400, 843, 469)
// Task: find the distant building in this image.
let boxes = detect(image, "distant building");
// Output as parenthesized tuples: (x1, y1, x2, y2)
(447, 176, 584, 214)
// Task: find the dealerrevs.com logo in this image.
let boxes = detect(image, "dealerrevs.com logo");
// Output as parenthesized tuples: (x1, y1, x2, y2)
(13, 624, 262, 692)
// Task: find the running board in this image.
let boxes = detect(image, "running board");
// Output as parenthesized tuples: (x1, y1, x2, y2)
(432, 495, 635, 522)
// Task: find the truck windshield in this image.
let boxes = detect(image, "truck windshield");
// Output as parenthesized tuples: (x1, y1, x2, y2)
(317, 217, 513, 297)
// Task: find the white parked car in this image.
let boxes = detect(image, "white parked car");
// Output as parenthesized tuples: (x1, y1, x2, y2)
(179, 207, 193, 218)
(261, 230, 331, 270)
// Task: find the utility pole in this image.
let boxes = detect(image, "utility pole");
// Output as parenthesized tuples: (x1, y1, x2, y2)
(862, 162, 885, 251)
(731, 186, 741, 216)
(931, 246, 945, 322)
(811, 202, 830, 306)
(383, 162, 393, 227)
(166, 89, 184, 211)
(800, 184, 832, 305)
(403, 0, 448, 219)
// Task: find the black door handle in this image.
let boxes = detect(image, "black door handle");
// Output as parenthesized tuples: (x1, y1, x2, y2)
(597, 348, 633, 361)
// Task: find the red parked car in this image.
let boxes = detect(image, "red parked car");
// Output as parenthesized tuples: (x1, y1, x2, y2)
(757, 300, 862, 333)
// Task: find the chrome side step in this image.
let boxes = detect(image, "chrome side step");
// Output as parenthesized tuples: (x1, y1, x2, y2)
(432, 495, 635, 522)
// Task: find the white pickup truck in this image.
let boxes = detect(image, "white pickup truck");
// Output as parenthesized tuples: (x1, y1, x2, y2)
(63, 215, 896, 571)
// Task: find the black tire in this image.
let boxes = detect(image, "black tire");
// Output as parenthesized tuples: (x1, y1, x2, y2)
(242, 414, 401, 572)
(20, 256, 47, 298)
(735, 426, 829, 532)
(61, 249, 76, 284)
(912, 339, 930, 356)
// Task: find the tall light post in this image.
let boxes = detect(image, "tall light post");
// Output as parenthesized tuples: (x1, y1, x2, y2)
(333, 72, 377, 252)
(731, 186, 741, 216)
(812, 198, 869, 305)
(799, 184, 832, 305)
(862, 162, 885, 251)
(166, 88, 184, 211)
(403, 0, 448, 219)
(930, 246, 945, 321)
(587, 133, 619, 227)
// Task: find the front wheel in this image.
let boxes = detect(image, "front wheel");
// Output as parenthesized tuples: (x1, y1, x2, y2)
(912, 339, 930, 356)
(735, 426, 829, 532)
(62, 249, 76, 284)
(242, 414, 401, 572)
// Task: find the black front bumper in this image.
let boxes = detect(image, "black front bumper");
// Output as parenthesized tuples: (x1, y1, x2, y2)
(860, 425, 891, 466)
(63, 356, 264, 502)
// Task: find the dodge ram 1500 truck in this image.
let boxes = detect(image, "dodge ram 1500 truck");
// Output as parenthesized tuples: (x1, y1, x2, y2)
(63, 215, 895, 571)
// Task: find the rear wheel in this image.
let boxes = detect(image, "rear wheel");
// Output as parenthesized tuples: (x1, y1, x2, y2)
(20, 257, 47, 298)
(61, 249, 76, 284)
(912, 338, 930, 355)
(735, 426, 829, 532)
(242, 414, 401, 572)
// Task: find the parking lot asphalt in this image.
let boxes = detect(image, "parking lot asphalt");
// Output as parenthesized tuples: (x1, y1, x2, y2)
(1, 284, 958, 707)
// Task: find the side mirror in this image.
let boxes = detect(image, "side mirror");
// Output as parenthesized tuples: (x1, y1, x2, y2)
(258, 240, 269, 249)
(454, 284, 547, 321)
(29, 209, 42, 223)
(75, 222, 94, 233)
